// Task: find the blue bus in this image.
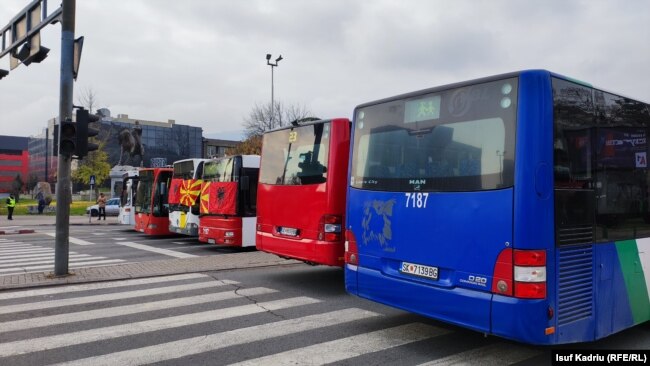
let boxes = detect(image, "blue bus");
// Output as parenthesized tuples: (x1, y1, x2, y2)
(344, 70, 650, 344)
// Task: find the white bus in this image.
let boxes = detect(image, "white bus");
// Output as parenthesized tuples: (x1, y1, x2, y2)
(168, 158, 209, 236)
(118, 168, 139, 226)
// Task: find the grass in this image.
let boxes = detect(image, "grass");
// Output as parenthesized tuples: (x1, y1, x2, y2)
(4, 199, 95, 216)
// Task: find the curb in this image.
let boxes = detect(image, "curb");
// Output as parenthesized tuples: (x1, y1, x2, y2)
(0, 253, 303, 290)
(0, 229, 35, 235)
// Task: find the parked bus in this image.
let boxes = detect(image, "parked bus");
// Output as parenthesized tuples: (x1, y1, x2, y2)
(344, 70, 650, 344)
(168, 158, 209, 236)
(118, 168, 139, 226)
(257, 118, 350, 266)
(198, 155, 260, 247)
(134, 167, 174, 235)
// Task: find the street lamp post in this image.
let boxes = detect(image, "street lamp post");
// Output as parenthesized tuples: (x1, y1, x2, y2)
(266, 53, 282, 125)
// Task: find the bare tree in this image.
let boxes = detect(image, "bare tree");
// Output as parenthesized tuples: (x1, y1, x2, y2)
(76, 86, 100, 113)
(243, 101, 315, 138)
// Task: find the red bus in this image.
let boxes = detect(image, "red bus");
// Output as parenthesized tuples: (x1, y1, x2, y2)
(134, 167, 174, 235)
(256, 118, 351, 266)
(198, 155, 260, 247)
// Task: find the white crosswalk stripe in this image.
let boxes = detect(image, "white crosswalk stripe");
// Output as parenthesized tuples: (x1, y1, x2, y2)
(231, 323, 449, 366)
(0, 287, 276, 333)
(57, 308, 381, 366)
(0, 273, 542, 365)
(416, 343, 541, 365)
(0, 253, 92, 265)
(0, 240, 128, 275)
(0, 278, 237, 315)
(0, 296, 320, 357)
(0, 273, 209, 300)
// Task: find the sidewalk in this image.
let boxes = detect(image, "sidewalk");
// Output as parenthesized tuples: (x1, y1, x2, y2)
(0, 251, 301, 291)
(1, 214, 119, 227)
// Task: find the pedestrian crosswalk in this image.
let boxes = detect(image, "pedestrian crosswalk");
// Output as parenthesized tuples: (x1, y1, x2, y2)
(0, 272, 543, 365)
(0, 238, 124, 275)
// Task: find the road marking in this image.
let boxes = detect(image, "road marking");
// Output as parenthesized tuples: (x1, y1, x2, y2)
(43, 232, 95, 245)
(112, 237, 126, 241)
(56, 308, 379, 366)
(0, 287, 276, 333)
(0, 243, 33, 248)
(0, 259, 125, 274)
(0, 278, 236, 314)
(231, 323, 448, 366)
(0, 252, 69, 260)
(0, 256, 112, 269)
(0, 248, 53, 255)
(0, 280, 232, 314)
(0, 273, 210, 300)
(0, 254, 91, 265)
(0, 296, 320, 357)
(416, 343, 541, 366)
(116, 241, 197, 258)
(53, 308, 379, 366)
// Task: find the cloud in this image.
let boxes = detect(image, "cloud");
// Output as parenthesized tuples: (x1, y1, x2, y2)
(0, 0, 648, 139)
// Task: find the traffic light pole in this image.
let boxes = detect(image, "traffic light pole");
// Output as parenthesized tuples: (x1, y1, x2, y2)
(54, 0, 75, 276)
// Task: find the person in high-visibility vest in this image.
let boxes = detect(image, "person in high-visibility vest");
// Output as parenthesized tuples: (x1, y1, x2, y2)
(6, 193, 16, 220)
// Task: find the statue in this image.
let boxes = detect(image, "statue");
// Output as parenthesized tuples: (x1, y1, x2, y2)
(118, 121, 145, 166)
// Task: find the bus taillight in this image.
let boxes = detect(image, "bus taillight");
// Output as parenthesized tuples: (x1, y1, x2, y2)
(492, 248, 513, 296)
(318, 215, 342, 242)
(513, 249, 546, 299)
(344, 229, 358, 265)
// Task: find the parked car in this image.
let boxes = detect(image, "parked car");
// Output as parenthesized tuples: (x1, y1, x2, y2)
(86, 197, 120, 216)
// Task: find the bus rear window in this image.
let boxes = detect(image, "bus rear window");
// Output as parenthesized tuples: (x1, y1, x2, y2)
(260, 122, 330, 185)
(351, 78, 517, 192)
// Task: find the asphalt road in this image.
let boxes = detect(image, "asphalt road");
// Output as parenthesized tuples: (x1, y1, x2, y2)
(0, 224, 648, 365)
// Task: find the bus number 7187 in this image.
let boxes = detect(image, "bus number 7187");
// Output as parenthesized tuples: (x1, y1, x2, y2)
(405, 193, 429, 208)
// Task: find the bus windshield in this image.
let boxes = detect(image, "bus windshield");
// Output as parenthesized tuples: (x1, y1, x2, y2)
(173, 160, 198, 179)
(204, 158, 237, 182)
(351, 78, 517, 192)
(135, 170, 153, 214)
(260, 122, 330, 185)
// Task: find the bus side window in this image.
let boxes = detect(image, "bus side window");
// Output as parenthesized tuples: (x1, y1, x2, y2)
(554, 148, 572, 184)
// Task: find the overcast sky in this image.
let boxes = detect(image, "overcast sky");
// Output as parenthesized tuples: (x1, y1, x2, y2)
(1, 0, 649, 139)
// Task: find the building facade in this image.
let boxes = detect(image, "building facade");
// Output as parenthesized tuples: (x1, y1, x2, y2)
(97, 109, 203, 168)
(0, 136, 29, 193)
(27, 109, 241, 189)
(203, 138, 239, 158)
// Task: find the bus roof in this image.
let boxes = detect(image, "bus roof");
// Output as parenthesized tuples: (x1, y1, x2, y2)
(354, 69, 648, 110)
(264, 118, 349, 134)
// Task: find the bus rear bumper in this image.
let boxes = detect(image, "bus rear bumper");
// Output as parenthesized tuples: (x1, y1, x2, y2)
(347, 266, 557, 344)
(347, 265, 491, 334)
(257, 232, 344, 266)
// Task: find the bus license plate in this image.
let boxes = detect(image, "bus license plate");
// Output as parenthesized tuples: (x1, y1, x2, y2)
(400, 262, 438, 280)
(279, 227, 298, 237)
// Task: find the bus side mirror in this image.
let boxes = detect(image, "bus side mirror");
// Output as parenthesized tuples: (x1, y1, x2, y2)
(160, 182, 167, 196)
(241, 176, 249, 191)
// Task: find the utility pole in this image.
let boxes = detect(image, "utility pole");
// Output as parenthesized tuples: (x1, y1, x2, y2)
(54, 0, 75, 276)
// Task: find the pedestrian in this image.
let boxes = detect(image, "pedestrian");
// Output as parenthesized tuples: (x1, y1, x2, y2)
(6, 193, 16, 220)
(97, 192, 107, 221)
(36, 192, 45, 214)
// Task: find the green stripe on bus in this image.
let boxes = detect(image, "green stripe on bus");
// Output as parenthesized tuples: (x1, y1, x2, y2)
(615, 240, 650, 324)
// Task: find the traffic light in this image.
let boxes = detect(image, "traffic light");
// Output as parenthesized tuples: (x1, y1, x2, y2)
(75, 108, 100, 158)
(52, 124, 59, 157)
(59, 119, 76, 156)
